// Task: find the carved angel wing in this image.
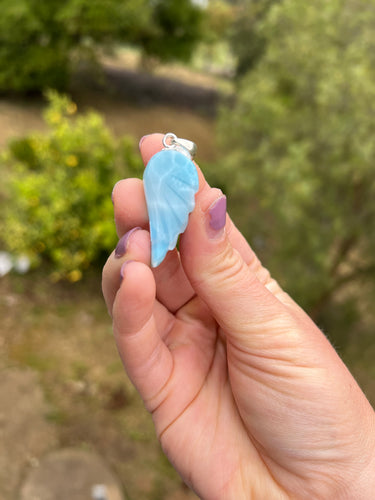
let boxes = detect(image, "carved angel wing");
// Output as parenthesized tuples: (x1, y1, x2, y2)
(143, 149, 199, 267)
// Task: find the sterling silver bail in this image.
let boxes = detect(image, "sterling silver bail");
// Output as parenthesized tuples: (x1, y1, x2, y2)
(162, 132, 197, 160)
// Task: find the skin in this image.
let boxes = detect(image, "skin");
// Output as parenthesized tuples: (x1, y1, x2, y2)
(102, 133, 375, 499)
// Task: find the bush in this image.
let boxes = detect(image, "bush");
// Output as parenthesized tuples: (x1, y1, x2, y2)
(0, 91, 143, 281)
(217, 0, 375, 342)
(139, 0, 205, 63)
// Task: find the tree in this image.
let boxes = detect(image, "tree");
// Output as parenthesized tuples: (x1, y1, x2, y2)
(216, 0, 375, 343)
(228, 0, 281, 77)
(0, 0, 204, 92)
(137, 0, 205, 64)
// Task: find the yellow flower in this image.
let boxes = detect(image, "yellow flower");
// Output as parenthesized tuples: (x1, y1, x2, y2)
(68, 269, 82, 282)
(66, 155, 78, 167)
(66, 102, 77, 115)
(49, 111, 61, 124)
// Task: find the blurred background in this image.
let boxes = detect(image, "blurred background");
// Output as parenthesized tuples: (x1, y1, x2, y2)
(1, 0, 374, 498)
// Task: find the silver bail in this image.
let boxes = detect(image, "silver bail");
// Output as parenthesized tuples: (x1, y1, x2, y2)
(162, 132, 197, 159)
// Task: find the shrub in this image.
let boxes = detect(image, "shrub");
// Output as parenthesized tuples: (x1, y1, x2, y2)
(217, 0, 375, 343)
(0, 91, 143, 281)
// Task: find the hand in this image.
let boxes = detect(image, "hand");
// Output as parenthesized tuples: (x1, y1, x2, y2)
(102, 133, 375, 499)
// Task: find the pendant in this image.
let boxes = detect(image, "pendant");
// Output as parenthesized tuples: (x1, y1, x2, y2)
(143, 133, 199, 267)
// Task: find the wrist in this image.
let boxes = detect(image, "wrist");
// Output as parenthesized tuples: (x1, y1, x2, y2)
(217, 465, 289, 500)
(347, 444, 375, 499)
(341, 411, 375, 500)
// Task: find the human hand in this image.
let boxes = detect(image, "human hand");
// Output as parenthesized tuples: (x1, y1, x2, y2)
(102, 133, 375, 499)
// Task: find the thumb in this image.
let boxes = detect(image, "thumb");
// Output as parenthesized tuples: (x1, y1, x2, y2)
(180, 190, 297, 348)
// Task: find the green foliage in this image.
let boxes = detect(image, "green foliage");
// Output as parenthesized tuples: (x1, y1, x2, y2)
(0, 0, 204, 93)
(217, 0, 375, 336)
(228, 0, 280, 77)
(138, 0, 205, 63)
(202, 0, 234, 45)
(0, 91, 143, 281)
(0, 0, 69, 91)
(191, 0, 236, 77)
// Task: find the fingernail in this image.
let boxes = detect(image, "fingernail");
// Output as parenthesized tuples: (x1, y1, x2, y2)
(207, 196, 227, 236)
(111, 187, 115, 205)
(139, 135, 150, 150)
(115, 228, 141, 258)
(120, 260, 134, 280)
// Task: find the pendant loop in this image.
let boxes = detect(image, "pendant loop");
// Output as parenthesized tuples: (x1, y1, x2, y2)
(162, 132, 197, 160)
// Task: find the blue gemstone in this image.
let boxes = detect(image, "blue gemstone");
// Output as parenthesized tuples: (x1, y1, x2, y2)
(143, 149, 199, 267)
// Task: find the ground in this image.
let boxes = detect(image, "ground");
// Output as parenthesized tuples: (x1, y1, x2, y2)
(0, 272, 199, 499)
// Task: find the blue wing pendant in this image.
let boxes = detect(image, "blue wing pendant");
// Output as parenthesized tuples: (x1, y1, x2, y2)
(143, 149, 199, 267)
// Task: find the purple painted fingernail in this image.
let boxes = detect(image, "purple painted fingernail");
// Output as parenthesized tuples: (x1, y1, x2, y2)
(115, 227, 141, 258)
(208, 196, 227, 232)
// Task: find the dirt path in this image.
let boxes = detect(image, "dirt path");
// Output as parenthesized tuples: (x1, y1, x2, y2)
(0, 368, 57, 500)
(0, 269, 199, 499)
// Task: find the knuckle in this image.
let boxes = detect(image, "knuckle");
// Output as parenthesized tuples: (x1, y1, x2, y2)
(201, 243, 251, 291)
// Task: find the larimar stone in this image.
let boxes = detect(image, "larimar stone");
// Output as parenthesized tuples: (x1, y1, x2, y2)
(143, 149, 199, 267)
